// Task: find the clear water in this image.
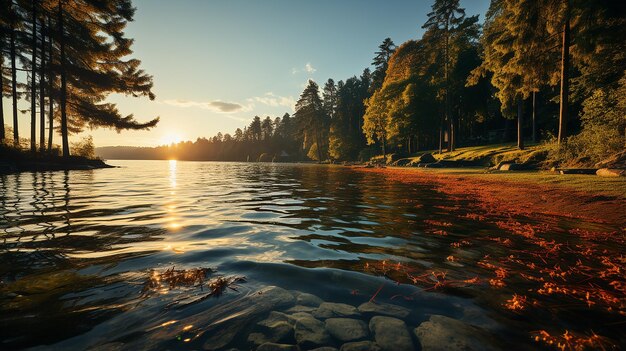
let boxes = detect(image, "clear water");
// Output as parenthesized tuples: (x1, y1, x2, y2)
(0, 160, 623, 350)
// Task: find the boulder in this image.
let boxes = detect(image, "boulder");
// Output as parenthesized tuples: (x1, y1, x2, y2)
(310, 348, 339, 351)
(296, 292, 324, 307)
(498, 162, 525, 171)
(357, 302, 410, 319)
(313, 302, 360, 319)
(368, 316, 414, 351)
(293, 313, 332, 349)
(286, 305, 317, 313)
(413, 315, 499, 351)
(325, 318, 369, 342)
(559, 168, 598, 175)
(596, 168, 625, 177)
(340, 341, 382, 351)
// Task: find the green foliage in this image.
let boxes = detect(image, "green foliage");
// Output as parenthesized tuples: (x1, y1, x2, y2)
(545, 126, 624, 167)
(70, 136, 96, 159)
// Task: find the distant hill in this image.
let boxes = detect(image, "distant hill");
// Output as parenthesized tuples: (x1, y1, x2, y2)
(96, 146, 164, 160)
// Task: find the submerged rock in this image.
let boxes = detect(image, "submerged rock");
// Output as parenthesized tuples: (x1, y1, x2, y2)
(286, 305, 317, 313)
(296, 292, 324, 307)
(293, 313, 332, 349)
(325, 318, 368, 342)
(414, 315, 499, 351)
(339, 341, 382, 351)
(357, 301, 410, 319)
(313, 302, 360, 319)
(368, 316, 413, 351)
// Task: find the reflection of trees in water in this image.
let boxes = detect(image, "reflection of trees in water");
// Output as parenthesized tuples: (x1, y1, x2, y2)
(0, 170, 168, 349)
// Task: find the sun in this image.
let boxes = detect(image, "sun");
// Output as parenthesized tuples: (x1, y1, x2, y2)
(161, 133, 182, 146)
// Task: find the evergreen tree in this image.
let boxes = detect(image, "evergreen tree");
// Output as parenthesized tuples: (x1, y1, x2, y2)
(370, 37, 396, 93)
(294, 80, 326, 161)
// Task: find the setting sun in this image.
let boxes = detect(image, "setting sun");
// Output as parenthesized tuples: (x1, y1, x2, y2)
(160, 133, 182, 146)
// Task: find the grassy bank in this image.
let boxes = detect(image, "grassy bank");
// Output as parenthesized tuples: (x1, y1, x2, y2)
(0, 144, 113, 174)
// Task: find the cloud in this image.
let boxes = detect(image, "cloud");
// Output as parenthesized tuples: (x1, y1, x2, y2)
(162, 99, 250, 113)
(291, 63, 317, 75)
(304, 63, 316, 74)
(249, 92, 296, 111)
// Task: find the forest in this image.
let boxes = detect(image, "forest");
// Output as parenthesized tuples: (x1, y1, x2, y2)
(3, 0, 626, 167)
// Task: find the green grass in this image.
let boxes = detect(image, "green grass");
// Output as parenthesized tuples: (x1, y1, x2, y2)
(402, 142, 545, 166)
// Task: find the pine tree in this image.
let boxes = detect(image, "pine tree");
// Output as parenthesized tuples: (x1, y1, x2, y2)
(371, 37, 396, 93)
(422, 0, 467, 153)
(294, 80, 326, 161)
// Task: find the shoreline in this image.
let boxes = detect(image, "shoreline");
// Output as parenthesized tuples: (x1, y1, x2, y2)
(355, 166, 626, 227)
(0, 158, 115, 174)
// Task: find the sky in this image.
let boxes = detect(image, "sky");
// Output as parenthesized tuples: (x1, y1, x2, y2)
(4, 0, 490, 147)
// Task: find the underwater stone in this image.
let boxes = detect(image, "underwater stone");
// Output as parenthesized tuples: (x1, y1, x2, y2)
(339, 341, 382, 351)
(293, 313, 332, 349)
(414, 315, 499, 351)
(313, 302, 360, 319)
(325, 318, 368, 342)
(357, 301, 411, 319)
(368, 316, 413, 351)
(256, 343, 298, 351)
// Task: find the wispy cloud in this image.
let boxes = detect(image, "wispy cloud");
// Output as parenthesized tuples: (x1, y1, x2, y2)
(304, 63, 316, 74)
(291, 62, 317, 75)
(162, 99, 250, 113)
(249, 92, 296, 111)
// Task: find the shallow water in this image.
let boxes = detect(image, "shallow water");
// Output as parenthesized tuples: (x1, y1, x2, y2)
(0, 160, 624, 350)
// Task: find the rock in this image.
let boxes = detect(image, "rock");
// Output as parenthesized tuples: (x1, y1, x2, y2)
(325, 318, 368, 342)
(293, 313, 332, 349)
(258, 311, 294, 328)
(257, 343, 298, 351)
(368, 316, 413, 351)
(296, 292, 324, 307)
(310, 348, 339, 351)
(423, 162, 444, 168)
(286, 305, 317, 313)
(596, 168, 625, 177)
(417, 153, 436, 164)
(498, 162, 525, 171)
(414, 315, 499, 351)
(357, 302, 410, 319)
(313, 302, 361, 319)
(340, 341, 382, 351)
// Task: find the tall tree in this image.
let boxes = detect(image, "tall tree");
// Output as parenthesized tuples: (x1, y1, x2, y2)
(370, 38, 396, 93)
(29, 0, 37, 152)
(422, 0, 467, 153)
(294, 80, 326, 161)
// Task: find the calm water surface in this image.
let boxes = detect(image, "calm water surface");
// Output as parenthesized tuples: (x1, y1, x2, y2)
(0, 160, 623, 350)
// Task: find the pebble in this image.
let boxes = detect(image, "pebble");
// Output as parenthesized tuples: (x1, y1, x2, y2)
(325, 318, 369, 342)
(368, 316, 414, 351)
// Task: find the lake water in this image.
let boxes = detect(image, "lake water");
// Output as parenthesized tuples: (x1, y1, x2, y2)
(1, 160, 624, 350)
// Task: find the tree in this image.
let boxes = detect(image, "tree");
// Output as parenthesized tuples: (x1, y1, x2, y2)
(422, 0, 468, 152)
(371, 37, 396, 93)
(261, 116, 273, 141)
(249, 116, 261, 141)
(363, 89, 390, 158)
(294, 80, 326, 161)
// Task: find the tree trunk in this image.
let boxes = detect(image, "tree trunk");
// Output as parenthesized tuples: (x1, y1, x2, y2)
(381, 136, 386, 161)
(59, 0, 69, 158)
(47, 15, 54, 152)
(30, 0, 37, 153)
(0, 36, 4, 142)
(39, 18, 46, 152)
(517, 97, 524, 150)
(558, 0, 570, 145)
(10, 13, 19, 145)
(449, 117, 455, 152)
(533, 91, 537, 143)
(438, 117, 443, 154)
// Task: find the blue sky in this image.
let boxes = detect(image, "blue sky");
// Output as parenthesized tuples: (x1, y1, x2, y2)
(5, 0, 490, 147)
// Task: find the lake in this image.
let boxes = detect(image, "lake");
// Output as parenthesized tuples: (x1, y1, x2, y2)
(1, 160, 624, 350)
